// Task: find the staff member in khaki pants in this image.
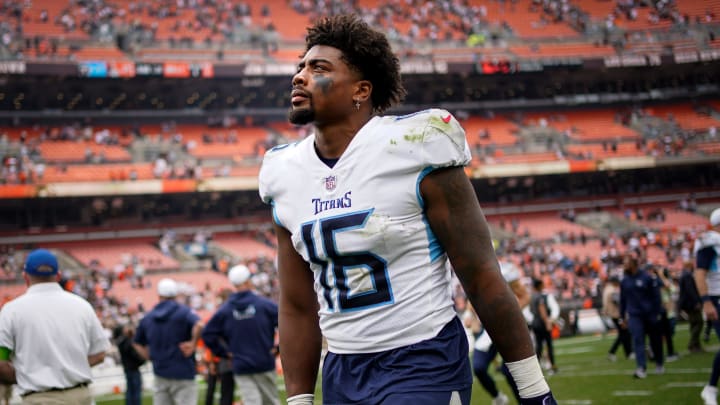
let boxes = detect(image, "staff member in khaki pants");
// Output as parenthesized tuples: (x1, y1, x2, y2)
(0, 248, 109, 404)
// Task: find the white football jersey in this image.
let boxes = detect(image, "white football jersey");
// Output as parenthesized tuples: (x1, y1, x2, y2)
(259, 109, 471, 354)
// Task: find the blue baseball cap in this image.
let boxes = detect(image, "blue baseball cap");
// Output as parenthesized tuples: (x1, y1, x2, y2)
(24, 249, 58, 276)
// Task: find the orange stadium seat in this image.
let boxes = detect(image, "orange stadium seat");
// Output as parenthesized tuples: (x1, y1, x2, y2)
(187, 127, 269, 160)
(695, 142, 720, 155)
(463, 116, 520, 147)
(104, 270, 236, 319)
(72, 46, 130, 61)
(565, 142, 644, 159)
(38, 141, 132, 163)
(523, 109, 640, 142)
(488, 213, 597, 241)
(509, 43, 616, 59)
(39, 163, 154, 183)
(55, 239, 180, 272)
(212, 233, 277, 260)
(643, 104, 720, 131)
(554, 240, 618, 262)
(256, 0, 312, 42)
(491, 151, 561, 164)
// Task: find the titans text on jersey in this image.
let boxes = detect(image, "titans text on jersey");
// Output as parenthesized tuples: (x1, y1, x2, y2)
(312, 191, 352, 215)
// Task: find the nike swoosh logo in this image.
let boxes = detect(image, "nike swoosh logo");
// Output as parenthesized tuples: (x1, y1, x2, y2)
(442, 114, 452, 123)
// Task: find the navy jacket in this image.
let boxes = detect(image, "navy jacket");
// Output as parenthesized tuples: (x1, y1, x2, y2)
(678, 270, 702, 312)
(202, 290, 278, 375)
(620, 270, 663, 320)
(134, 300, 200, 380)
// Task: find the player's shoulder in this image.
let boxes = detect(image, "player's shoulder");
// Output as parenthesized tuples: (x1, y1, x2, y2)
(388, 108, 458, 128)
(261, 137, 309, 163)
(259, 137, 310, 177)
(384, 108, 465, 143)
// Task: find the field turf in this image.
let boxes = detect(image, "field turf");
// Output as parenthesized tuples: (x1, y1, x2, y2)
(95, 323, 714, 404)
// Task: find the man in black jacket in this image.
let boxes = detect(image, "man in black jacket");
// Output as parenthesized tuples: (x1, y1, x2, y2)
(679, 259, 704, 353)
(114, 323, 146, 405)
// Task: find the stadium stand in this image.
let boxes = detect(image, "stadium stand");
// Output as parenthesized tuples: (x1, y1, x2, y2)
(52, 238, 181, 272)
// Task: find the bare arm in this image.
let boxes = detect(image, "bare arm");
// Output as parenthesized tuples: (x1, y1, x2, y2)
(463, 302, 481, 333)
(179, 321, 204, 357)
(538, 300, 552, 331)
(695, 268, 717, 321)
(510, 279, 531, 309)
(0, 360, 15, 384)
(132, 343, 150, 361)
(421, 167, 534, 361)
(274, 223, 322, 397)
(88, 351, 106, 367)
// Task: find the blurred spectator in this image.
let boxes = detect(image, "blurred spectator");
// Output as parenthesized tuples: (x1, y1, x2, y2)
(678, 259, 703, 353)
(133, 278, 203, 405)
(201, 265, 280, 405)
(602, 276, 632, 361)
(114, 322, 145, 405)
(620, 252, 664, 378)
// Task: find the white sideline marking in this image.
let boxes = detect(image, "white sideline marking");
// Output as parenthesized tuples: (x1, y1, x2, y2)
(555, 347, 595, 355)
(664, 381, 706, 388)
(545, 367, 710, 377)
(559, 400, 592, 404)
(613, 390, 653, 396)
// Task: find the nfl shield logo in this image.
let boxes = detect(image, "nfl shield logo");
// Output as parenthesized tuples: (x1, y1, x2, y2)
(324, 175, 337, 191)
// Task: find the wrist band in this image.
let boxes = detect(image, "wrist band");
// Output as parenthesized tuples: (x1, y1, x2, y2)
(287, 394, 314, 405)
(702, 295, 713, 302)
(505, 356, 550, 398)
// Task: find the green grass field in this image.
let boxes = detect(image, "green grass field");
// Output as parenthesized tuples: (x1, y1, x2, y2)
(96, 323, 715, 404)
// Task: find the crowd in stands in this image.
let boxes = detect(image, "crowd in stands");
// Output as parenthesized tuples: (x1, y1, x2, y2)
(2, 101, 719, 186)
(1, 0, 718, 62)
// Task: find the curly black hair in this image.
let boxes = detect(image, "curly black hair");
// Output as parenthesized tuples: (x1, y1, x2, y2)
(304, 14, 406, 113)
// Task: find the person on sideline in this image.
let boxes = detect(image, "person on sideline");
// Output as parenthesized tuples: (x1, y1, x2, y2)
(697, 208, 720, 405)
(202, 265, 280, 405)
(258, 14, 556, 405)
(133, 278, 203, 405)
(620, 251, 665, 379)
(0, 248, 109, 404)
(200, 288, 235, 405)
(530, 278, 558, 375)
(114, 322, 145, 405)
(465, 261, 531, 405)
(678, 259, 703, 353)
(657, 267, 679, 361)
(602, 276, 632, 361)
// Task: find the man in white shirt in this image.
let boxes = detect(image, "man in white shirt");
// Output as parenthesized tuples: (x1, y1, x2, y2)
(0, 249, 109, 404)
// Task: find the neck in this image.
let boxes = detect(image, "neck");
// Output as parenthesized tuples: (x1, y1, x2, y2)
(314, 113, 372, 159)
(26, 275, 57, 286)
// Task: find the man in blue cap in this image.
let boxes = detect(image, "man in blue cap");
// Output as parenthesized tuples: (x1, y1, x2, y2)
(133, 277, 203, 405)
(0, 248, 109, 404)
